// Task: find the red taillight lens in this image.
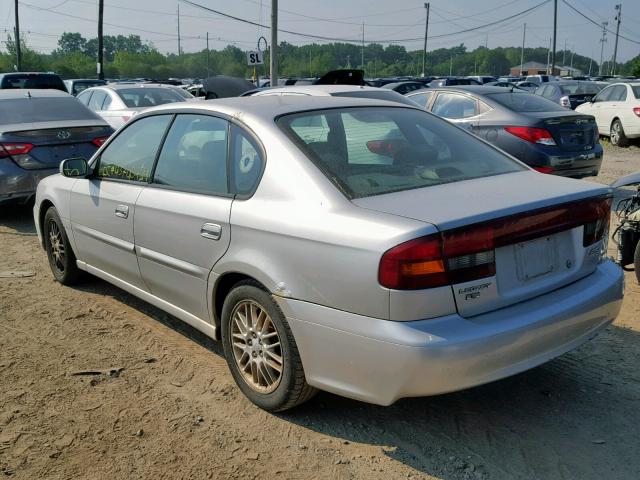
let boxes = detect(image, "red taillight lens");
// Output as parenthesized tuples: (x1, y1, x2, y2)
(532, 166, 555, 174)
(0, 142, 34, 158)
(379, 234, 447, 289)
(633, 107, 640, 118)
(505, 126, 557, 145)
(379, 196, 612, 290)
(92, 136, 109, 147)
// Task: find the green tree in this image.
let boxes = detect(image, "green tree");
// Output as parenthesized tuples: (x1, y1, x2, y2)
(55, 32, 87, 56)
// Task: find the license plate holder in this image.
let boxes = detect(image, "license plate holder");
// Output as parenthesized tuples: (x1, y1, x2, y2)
(515, 236, 556, 281)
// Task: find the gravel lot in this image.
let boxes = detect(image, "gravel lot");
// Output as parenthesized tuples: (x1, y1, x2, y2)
(1, 145, 639, 480)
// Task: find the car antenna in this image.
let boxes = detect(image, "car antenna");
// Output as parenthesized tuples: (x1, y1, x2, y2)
(26, 90, 31, 98)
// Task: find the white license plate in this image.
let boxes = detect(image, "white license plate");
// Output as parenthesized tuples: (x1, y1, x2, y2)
(515, 236, 556, 281)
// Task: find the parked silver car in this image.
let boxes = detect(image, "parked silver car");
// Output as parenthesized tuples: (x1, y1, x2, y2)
(77, 83, 191, 130)
(33, 96, 623, 411)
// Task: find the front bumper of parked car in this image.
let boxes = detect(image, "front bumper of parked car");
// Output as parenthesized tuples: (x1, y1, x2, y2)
(278, 260, 623, 406)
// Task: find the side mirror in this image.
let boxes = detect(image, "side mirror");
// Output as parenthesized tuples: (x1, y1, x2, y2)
(60, 157, 89, 177)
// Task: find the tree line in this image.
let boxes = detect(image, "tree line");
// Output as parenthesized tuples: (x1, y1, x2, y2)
(1, 32, 639, 80)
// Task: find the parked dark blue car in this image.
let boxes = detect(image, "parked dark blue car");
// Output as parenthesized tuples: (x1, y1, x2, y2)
(407, 86, 603, 178)
(0, 89, 113, 205)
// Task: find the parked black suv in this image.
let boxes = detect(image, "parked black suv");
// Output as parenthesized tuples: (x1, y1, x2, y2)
(0, 72, 66, 92)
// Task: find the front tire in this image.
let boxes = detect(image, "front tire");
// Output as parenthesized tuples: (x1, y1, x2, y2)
(610, 119, 629, 147)
(221, 281, 317, 411)
(44, 207, 82, 285)
(634, 240, 640, 285)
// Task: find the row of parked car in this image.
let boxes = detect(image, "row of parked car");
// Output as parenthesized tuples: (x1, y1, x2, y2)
(1, 69, 639, 206)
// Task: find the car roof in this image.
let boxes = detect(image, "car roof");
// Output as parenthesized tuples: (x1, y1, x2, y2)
(94, 83, 181, 91)
(143, 95, 418, 121)
(382, 81, 423, 87)
(426, 85, 509, 94)
(0, 72, 60, 76)
(0, 89, 70, 99)
(253, 85, 383, 96)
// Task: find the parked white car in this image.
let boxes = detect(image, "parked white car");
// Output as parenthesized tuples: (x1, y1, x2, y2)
(77, 83, 192, 130)
(576, 82, 640, 146)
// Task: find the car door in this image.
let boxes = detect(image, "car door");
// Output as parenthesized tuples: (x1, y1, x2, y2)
(606, 85, 627, 130)
(430, 92, 480, 132)
(133, 114, 240, 320)
(590, 85, 615, 131)
(69, 114, 173, 290)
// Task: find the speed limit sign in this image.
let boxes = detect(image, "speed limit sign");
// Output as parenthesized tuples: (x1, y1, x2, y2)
(246, 51, 264, 66)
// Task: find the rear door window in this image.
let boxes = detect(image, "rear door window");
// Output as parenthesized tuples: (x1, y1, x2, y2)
(153, 114, 229, 194)
(431, 93, 477, 119)
(88, 90, 107, 111)
(610, 85, 627, 102)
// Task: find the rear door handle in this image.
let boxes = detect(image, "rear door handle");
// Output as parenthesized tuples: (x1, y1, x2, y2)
(114, 205, 129, 219)
(201, 223, 222, 240)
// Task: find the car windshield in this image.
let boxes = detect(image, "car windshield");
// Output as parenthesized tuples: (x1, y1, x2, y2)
(0, 97, 99, 124)
(332, 90, 416, 105)
(1, 74, 65, 90)
(632, 86, 640, 99)
(484, 92, 565, 112)
(278, 107, 524, 199)
(116, 87, 185, 108)
(559, 83, 603, 95)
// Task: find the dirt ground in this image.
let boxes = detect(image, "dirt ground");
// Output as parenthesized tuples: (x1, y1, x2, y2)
(1, 145, 639, 480)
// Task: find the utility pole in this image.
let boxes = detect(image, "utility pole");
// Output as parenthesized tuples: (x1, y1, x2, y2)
(206, 32, 210, 77)
(599, 21, 608, 75)
(270, 0, 277, 87)
(177, 4, 181, 55)
(421, 3, 430, 77)
(361, 22, 365, 74)
(551, 0, 557, 76)
(449, 54, 453, 76)
(547, 37, 551, 74)
(612, 4, 622, 75)
(520, 23, 526, 76)
(97, 0, 104, 79)
(13, 0, 21, 71)
(588, 55, 593, 76)
(570, 48, 574, 73)
(562, 38, 566, 66)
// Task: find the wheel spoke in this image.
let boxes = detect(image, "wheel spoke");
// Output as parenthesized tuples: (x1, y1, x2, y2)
(264, 348, 282, 366)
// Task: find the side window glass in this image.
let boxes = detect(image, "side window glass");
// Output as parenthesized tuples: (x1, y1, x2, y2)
(594, 87, 612, 103)
(102, 94, 112, 110)
(231, 126, 264, 195)
(97, 115, 172, 182)
(77, 91, 92, 106)
(88, 91, 107, 111)
(612, 85, 627, 102)
(409, 92, 432, 108)
(431, 93, 477, 119)
(153, 114, 229, 194)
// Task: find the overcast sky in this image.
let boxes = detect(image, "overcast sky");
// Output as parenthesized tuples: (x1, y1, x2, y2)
(2, 0, 639, 64)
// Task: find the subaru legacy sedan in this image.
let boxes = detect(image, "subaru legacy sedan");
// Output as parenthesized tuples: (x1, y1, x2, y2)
(33, 97, 623, 411)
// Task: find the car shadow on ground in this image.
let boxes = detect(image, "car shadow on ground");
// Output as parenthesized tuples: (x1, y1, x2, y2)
(0, 204, 37, 236)
(4, 207, 639, 479)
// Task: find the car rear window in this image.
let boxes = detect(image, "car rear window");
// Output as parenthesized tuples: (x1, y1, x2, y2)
(0, 97, 100, 124)
(559, 83, 603, 95)
(332, 90, 416, 106)
(278, 107, 524, 199)
(116, 88, 185, 108)
(485, 92, 565, 112)
(633, 86, 640, 99)
(1, 74, 66, 91)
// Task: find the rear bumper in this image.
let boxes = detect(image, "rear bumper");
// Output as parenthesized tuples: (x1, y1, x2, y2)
(526, 143, 603, 178)
(0, 162, 58, 205)
(278, 260, 623, 406)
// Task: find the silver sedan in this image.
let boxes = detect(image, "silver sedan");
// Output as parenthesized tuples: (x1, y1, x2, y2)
(33, 96, 623, 411)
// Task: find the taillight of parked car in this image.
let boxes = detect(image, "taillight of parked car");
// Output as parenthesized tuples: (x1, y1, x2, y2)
(560, 96, 571, 108)
(91, 136, 109, 147)
(379, 196, 612, 290)
(633, 107, 640, 118)
(532, 166, 555, 174)
(504, 126, 557, 145)
(0, 142, 34, 158)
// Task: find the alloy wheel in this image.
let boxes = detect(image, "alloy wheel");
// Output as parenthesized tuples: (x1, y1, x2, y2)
(611, 122, 621, 145)
(48, 219, 66, 274)
(230, 300, 283, 393)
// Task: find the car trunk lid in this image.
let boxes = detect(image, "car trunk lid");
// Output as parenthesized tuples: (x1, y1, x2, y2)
(353, 171, 612, 317)
(527, 112, 598, 152)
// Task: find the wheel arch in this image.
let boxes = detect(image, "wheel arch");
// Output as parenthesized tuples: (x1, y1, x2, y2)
(38, 199, 55, 249)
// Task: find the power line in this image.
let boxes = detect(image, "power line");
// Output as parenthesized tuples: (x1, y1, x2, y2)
(562, 0, 640, 45)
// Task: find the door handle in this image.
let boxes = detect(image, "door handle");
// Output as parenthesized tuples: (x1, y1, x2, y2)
(201, 223, 222, 240)
(114, 204, 129, 219)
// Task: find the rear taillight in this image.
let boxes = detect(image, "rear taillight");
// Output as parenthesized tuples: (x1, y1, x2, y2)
(505, 126, 557, 146)
(0, 142, 34, 158)
(532, 166, 555, 174)
(633, 107, 640, 117)
(92, 136, 109, 147)
(560, 95, 571, 108)
(379, 196, 612, 290)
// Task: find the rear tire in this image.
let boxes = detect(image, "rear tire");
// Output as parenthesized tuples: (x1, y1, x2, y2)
(610, 119, 629, 147)
(44, 207, 82, 285)
(221, 281, 317, 412)
(634, 240, 640, 285)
